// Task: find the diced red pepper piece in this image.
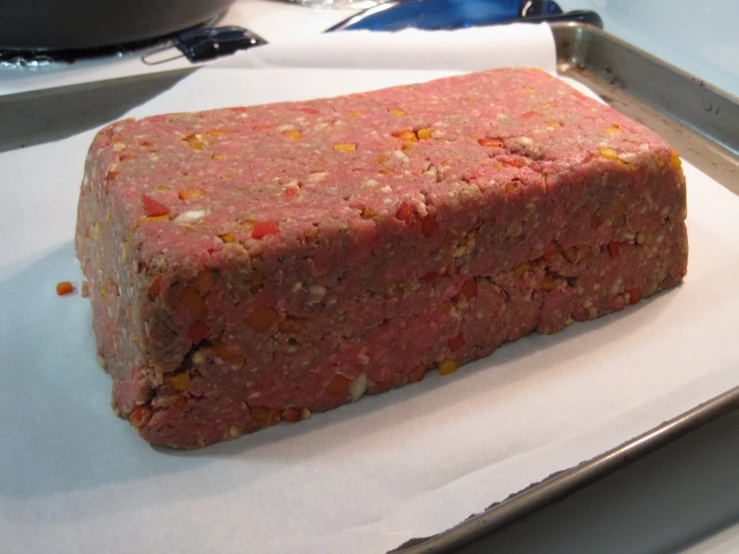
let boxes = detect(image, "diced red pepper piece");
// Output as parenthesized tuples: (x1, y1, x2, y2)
(301, 107, 320, 115)
(421, 214, 438, 238)
(408, 363, 427, 383)
(371, 378, 396, 393)
(419, 271, 439, 284)
(142, 194, 170, 217)
(627, 287, 641, 305)
(148, 274, 162, 299)
(395, 201, 417, 224)
(522, 111, 542, 118)
(448, 334, 466, 352)
(543, 241, 558, 262)
(187, 319, 210, 344)
(129, 406, 150, 428)
(461, 279, 477, 299)
(56, 281, 74, 296)
(251, 221, 280, 239)
(281, 406, 302, 423)
(607, 241, 620, 259)
(284, 187, 299, 198)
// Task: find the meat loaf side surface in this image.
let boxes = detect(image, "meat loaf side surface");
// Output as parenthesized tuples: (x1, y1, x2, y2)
(75, 68, 688, 449)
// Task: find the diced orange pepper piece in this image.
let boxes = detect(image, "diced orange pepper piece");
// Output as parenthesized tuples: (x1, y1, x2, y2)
(192, 269, 216, 296)
(251, 221, 280, 239)
(408, 363, 427, 383)
(478, 137, 504, 148)
(540, 274, 557, 291)
(140, 215, 170, 223)
(245, 305, 279, 333)
(416, 128, 434, 140)
(142, 194, 170, 217)
(250, 406, 280, 426)
(438, 359, 458, 376)
(326, 374, 349, 396)
(669, 149, 682, 170)
(181, 285, 207, 318)
(178, 188, 205, 201)
(562, 246, 579, 263)
(278, 318, 299, 333)
(282, 130, 303, 141)
(598, 147, 618, 160)
(513, 261, 531, 277)
(391, 129, 417, 142)
(211, 340, 243, 361)
(167, 372, 191, 391)
(56, 281, 74, 296)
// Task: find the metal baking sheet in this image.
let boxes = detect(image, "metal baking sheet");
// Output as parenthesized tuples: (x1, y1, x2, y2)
(396, 22, 739, 553)
(1, 22, 737, 554)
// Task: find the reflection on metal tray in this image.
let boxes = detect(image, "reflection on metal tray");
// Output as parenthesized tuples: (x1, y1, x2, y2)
(0, 25, 737, 552)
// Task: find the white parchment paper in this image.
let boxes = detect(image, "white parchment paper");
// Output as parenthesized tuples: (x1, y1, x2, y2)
(1, 25, 738, 554)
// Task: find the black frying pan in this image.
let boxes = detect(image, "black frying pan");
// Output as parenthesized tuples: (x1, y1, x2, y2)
(0, 0, 236, 51)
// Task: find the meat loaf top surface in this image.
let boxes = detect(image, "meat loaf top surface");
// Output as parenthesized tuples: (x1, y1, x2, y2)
(84, 68, 680, 265)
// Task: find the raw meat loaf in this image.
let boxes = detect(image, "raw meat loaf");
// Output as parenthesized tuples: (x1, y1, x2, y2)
(76, 68, 688, 449)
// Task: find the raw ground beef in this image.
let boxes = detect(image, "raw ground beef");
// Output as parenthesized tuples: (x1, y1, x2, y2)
(75, 68, 688, 449)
